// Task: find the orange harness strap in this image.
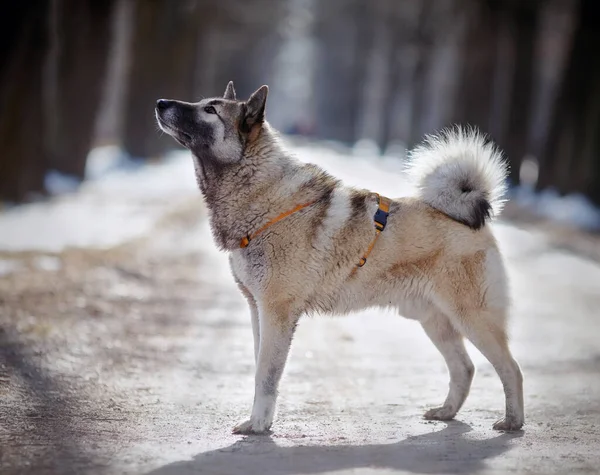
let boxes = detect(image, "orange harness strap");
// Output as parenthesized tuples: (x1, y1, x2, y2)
(350, 193, 391, 276)
(240, 194, 391, 277)
(240, 200, 317, 248)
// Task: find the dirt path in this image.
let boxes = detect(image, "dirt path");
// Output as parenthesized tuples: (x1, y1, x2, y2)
(2, 182, 600, 474)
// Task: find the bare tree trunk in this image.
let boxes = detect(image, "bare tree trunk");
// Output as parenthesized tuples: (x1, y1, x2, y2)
(0, 1, 49, 202)
(418, 0, 465, 140)
(407, 0, 438, 147)
(210, 1, 285, 100)
(356, 0, 394, 148)
(576, 72, 600, 204)
(95, 0, 135, 145)
(46, 0, 116, 179)
(537, 0, 600, 202)
(313, 0, 369, 144)
(526, 0, 577, 170)
(268, 0, 315, 132)
(452, 0, 499, 130)
(121, 0, 200, 159)
(487, 7, 516, 145)
(501, 2, 539, 186)
(380, 26, 406, 149)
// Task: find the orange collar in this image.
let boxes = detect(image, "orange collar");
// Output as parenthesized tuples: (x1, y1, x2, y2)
(240, 200, 317, 248)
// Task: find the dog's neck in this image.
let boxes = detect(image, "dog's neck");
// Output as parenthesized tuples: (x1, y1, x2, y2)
(196, 124, 338, 251)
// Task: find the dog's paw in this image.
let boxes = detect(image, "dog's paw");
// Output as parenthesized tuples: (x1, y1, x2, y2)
(232, 418, 272, 435)
(492, 417, 524, 431)
(423, 405, 457, 421)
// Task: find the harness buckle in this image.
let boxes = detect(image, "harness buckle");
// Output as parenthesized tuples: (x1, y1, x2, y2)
(374, 208, 388, 231)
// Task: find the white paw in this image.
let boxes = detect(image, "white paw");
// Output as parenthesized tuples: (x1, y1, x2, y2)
(493, 416, 524, 431)
(423, 405, 457, 421)
(232, 417, 272, 435)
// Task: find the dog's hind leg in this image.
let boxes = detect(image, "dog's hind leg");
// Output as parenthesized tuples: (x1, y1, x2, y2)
(233, 304, 298, 434)
(421, 313, 475, 421)
(450, 309, 524, 431)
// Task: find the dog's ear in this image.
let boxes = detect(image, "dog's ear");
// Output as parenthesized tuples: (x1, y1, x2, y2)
(223, 81, 236, 100)
(244, 85, 268, 129)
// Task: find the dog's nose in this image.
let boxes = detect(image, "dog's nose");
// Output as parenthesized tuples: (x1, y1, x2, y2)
(156, 99, 173, 111)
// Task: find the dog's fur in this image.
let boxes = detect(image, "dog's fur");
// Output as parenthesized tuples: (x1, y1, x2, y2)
(155, 82, 524, 434)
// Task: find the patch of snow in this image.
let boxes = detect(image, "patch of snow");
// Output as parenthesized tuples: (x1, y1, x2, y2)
(85, 145, 133, 180)
(383, 140, 408, 160)
(352, 139, 381, 158)
(293, 142, 415, 198)
(0, 147, 199, 252)
(45, 171, 82, 195)
(511, 184, 600, 231)
(492, 222, 549, 259)
(0, 260, 22, 276)
(531, 250, 600, 294)
(32, 255, 62, 272)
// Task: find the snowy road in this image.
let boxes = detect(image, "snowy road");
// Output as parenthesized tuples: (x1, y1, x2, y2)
(1, 143, 600, 474)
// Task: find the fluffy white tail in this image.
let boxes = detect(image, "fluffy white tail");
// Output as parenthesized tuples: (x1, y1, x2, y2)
(406, 127, 508, 229)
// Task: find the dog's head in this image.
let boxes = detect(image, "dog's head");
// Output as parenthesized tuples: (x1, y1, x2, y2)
(155, 81, 268, 164)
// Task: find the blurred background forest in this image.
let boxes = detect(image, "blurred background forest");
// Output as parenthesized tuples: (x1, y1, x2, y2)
(1, 0, 599, 212)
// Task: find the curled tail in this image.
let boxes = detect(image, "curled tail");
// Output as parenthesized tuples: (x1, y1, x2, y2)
(406, 127, 508, 229)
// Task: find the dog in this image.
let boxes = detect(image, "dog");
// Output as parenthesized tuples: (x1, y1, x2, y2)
(155, 81, 524, 434)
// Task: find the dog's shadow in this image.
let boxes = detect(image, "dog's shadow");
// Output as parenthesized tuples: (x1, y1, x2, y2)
(147, 421, 522, 475)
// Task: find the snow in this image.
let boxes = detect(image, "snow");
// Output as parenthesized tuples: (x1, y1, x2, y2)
(0, 146, 198, 253)
(0, 259, 22, 277)
(44, 171, 82, 196)
(511, 184, 600, 231)
(291, 139, 412, 197)
(32, 255, 62, 272)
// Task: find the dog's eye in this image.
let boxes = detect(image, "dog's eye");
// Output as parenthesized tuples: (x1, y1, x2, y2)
(204, 106, 216, 114)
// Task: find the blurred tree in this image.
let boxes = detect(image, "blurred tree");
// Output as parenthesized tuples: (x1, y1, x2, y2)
(451, 0, 541, 184)
(120, 0, 283, 159)
(0, 1, 49, 202)
(195, 0, 284, 98)
(406, 0, 438, 147)
(356, 0, 394, 148)
(313, 0, 369, 144)
(501, 0, 539, 186)
(452, 0, 500, 132)
(121, 0, 200, 159)
(268, 0, 316, 132)
(1, 0, 599, 209)
(537, 0, 600, 205)
(379, 1, 437, 149)
(46, 0, 116, 179)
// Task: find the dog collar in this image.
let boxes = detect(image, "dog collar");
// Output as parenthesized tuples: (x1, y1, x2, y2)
(240, 200, 317, 248)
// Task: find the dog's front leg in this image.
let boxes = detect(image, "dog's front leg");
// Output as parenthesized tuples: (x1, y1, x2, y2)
(249, 301, 260, 363)
(233, 308, 297, 434)
(232, 277, 261, 363)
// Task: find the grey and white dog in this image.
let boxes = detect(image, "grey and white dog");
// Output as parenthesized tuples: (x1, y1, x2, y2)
(155, 82, 524, 434)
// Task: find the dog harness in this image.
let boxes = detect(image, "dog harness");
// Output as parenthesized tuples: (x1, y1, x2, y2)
(239, 193, 391, 275)
(350, 193, 391, 276)
(239, 201, 317, 248)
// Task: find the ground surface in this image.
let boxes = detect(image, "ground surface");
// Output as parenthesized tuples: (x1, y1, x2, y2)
(1, 144, 600, 474)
